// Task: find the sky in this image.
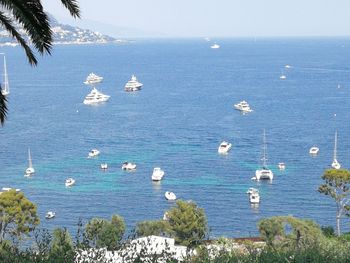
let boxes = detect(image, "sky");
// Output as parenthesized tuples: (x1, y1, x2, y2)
(42, 0, 350, 38)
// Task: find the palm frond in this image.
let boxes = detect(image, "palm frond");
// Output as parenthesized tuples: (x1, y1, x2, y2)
(0, 11, 37, 65)
(60, 0, 80, 18)
(0, 89, 8, 125)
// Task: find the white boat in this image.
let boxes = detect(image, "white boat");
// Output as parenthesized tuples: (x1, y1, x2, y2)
(278, 162, 286, 170)
(285, 64, 291, 68)
(165, 191, 177, 200)
(83, 88, 110, 105)
(121, 162, 137, 170)
(124, 75, 143, 92)
(280, 74, 286, 80)
(255, 130, 274, 180)
(65, 178, 75, 187)
(234, 100, 253, 113)
(24, 148, 35, 177)
(88, 149, 100, 158)
(218, 141, 232, 154)
(84, 72, 103, 85)
(100, 163, 108, 170)
(331, 131, 341, 169)
(45, 211, 56, 219)
(210, 43, 220, 49)
(1, 187, 20, 193)
(249, 191, 260, 204)
(246, 187, 259, 194)
(1, 54, 9, 96)
(152, 167, 165, 181)
(309, 146, 319, 155)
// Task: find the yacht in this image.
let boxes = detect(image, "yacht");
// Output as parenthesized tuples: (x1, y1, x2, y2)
(88, 149, 100, 158)
(246, 187, 259, 195)
(234, 100, 253, 113)
(65, 178, 75, 187)
(332, 131, 341, 169)
(152, 167, 165, 181)
(210, 43, 220, 49)
(255, 130, 274, 180)
(285, 65, 291, 69)
(1, 54, 9, 96)
(218, 141, 232, 154)
(24, 148, 35, 177)
(100, 163, 108, 170)
(165, 191, 177, 201)
(280, 74, 286, 80)
(278, 162, 286, 170)
(83, 88, 110, 105)
(124, 75, 143, 92)
(121, 162, 137, 171)
(249, 191, 260, 204)
(84, 72, 103, 85)
(45, 211, 56, 219)
(309, 146, 319, 155)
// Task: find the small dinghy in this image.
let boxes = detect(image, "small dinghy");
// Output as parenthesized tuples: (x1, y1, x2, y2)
(121, 162, 137, 171)
(100, 163, 108, 170)
(45, 211, 56, 219)
(65, 178, 75, 187)
(165, 191, 177, 201)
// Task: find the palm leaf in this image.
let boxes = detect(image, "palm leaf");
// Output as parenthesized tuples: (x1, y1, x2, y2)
(60, 0, 80, 18)
(0, 90, 8, 125)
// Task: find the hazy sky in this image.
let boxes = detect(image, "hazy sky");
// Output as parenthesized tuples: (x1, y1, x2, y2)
(42, 0, 350, 37)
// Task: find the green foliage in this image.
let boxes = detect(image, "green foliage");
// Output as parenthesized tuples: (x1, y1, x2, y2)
(50, 228, 74, 262)
(167, 200, 208, 246)
(258, 216, 324, 250)
(0, 190, 39, 242)
(321, 225, 335, 238)
(318, 169, 350, 236)
(85, 214, 125, 250)
(135, 220, 169, 237)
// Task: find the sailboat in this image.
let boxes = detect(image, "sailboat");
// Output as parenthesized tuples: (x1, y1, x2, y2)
(1, 54, 9, 96)
(255, 129, 274, 180)
(331, 131, 341, 169)
(24, 148, 35, 177)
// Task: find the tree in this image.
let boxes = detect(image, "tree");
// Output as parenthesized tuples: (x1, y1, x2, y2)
(0, 190, 39, 242)
(135, 220, 169, 237)
(0, 0, 80, 125)
(85, 215, 126, 250)
(50, 228, 74, 262)
(166, 200, 208, 246)
(318, 169, 350, 236)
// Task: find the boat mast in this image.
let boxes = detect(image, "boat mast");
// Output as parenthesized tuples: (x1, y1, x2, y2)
(334, 131, 338, 160)
(261, 129, 268, 167)
(28, 148, 33, 168)
(3, 55, 9, 95)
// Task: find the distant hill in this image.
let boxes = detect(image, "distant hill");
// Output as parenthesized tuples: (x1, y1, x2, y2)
(0, 14, 127, 46)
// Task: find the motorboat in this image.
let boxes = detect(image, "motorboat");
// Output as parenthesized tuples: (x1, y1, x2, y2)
(246, 187, 259, 194)
(165, 191, 177, 201)
(88, 149, 100, 158)
(124, 75, 143, 92)
(152, 167, 165, 181)
(83, 88, 110, 105)
(24, 148, 35, 177)
(210, 43, 220, 49)
(84, 72, 103, 85)
(100, 163, 108, 170)
(309, 146, 319, 155)
(65, 178, 75, 187)
(285, 64, 291, 68)
(278, 162, 286, 170)
(1, 187, 20, 193)
(121, 162, 137, 171)
(1, 54, 9, 96)
(255, 130, 274, 180)
(249, 191, 260, 204)
(332, 131, 341, 169)
(234, 100, 253, 113)
(45, 211, 56, 219)
(218, 141, 232, 154)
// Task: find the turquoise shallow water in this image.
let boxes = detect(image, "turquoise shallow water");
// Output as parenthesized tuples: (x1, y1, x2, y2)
(1, 38, 350, 237)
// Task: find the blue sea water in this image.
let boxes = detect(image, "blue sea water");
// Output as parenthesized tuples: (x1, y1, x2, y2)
(1, 38, 350, 238)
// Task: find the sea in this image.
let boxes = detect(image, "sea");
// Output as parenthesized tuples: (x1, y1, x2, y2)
(1, 38, 350, 238)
